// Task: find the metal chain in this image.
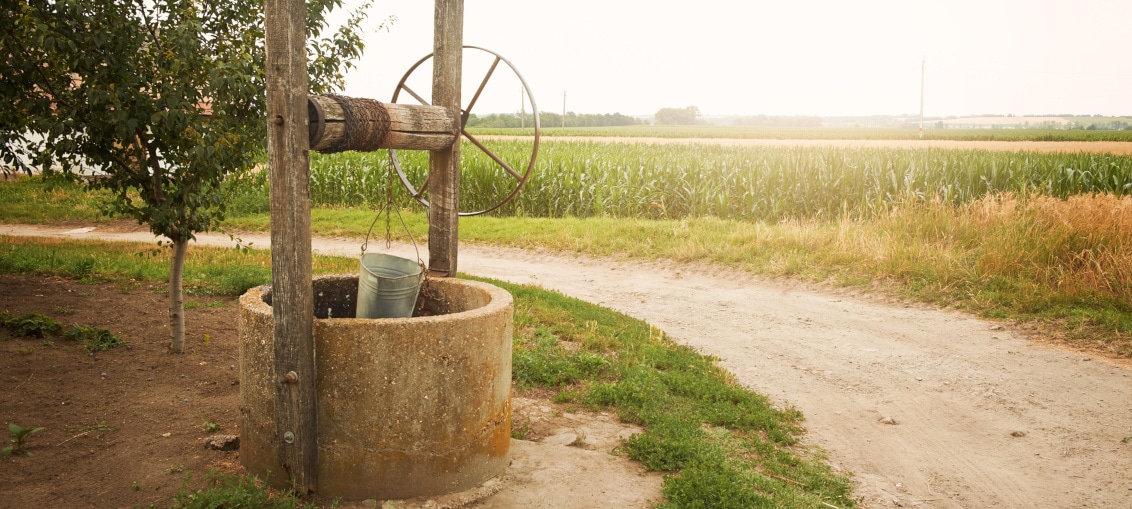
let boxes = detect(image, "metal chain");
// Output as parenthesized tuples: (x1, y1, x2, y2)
(360, 156, 423, 270)
(385, 155, 394, 249)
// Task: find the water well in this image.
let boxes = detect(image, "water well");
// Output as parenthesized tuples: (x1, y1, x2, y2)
(238, 275, 513, 499)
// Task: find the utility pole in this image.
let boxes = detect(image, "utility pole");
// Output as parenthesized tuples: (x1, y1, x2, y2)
(919, 58, 925, 139)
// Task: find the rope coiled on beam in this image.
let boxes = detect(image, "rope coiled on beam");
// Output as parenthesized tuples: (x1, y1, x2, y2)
(322, 94, 391, 153)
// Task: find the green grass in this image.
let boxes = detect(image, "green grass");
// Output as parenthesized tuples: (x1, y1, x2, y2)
(2, 238, 854, 508)
(184, 300, 226, 310)
(0, 175, 114, 224)
(141, 471, 319, 509)
(0, 236, 356, 296)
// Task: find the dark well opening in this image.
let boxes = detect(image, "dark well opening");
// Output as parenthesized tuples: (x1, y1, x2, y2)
(260, 275, 490, 318)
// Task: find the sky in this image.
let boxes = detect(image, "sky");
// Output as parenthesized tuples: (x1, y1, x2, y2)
(338, 1, 1132, 118)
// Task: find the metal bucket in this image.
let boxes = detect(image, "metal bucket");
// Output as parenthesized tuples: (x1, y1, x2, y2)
(356, 253, 423, 319)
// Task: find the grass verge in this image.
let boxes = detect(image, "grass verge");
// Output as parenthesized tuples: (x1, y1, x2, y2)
(496, 275, 854, 507)
(224, 195, 1132, 357)
(0, 236, 356, 296)
(2, 238, 855, 508)
(0, 175, 113, 224)
(6, 173, 1129, 357)
(4, 173, 1130, 356)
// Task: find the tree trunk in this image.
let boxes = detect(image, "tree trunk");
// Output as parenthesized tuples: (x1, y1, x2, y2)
(169, 238, 188, 354)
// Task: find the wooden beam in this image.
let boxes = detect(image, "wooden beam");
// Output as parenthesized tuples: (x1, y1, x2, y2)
(428, 0, 463, 277)
(265, 0, 317, 493)
(308, 95, 457, 152)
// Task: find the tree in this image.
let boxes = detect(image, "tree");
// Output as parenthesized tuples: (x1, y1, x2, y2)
(654, 106, 700, 125)
(0, 0, 382, 353)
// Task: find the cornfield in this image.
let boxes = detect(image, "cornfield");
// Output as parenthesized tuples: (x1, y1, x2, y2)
(227, 140, 1132, 221)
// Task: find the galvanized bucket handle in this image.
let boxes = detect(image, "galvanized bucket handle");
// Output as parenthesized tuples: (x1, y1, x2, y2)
(360, 158, 426, 281)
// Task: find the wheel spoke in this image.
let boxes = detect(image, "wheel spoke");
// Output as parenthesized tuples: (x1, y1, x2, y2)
(399, 83, 430, 106)
(463, 56, 501, 125)
(414, 173, 431, 200)
(463, 130, 522, 180)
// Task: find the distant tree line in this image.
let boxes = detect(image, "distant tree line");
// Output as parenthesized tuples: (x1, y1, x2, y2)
(654, 106, 700, 125)
(731, 115, 823, 127)
(1084, 121, 1131, 131)
(467, 112, 643, 128)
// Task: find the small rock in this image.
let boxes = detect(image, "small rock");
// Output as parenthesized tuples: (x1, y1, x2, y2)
(203, 434, 240, 451)
(100, 372, 108, 377)
(182, 398, 189, 403)
(915, 377, 923, 381)
(990, 325, 1004, 331)
(161, 432, 171, 438)
(1011, 431, 1026, 437)
(360, 500, 377, 508)
(878, 416, 898, 425)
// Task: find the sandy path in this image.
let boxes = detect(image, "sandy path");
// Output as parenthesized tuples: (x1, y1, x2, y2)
(4, 224, 1131, 508)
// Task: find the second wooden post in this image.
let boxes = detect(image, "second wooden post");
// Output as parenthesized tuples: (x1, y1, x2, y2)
(428, 0, 463, 277)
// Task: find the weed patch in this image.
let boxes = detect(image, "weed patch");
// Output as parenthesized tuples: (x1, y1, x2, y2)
(143, 471, 319, 509)
(1, 312, 64, 338)
(3, 423, 46, 458)
(62, 325, 125, 352)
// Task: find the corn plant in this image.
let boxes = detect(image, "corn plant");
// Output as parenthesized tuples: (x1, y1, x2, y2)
(236, 141, 1132, 222)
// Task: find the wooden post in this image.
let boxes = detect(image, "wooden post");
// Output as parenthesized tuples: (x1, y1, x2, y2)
(265, 0, 317, 493)
(429, 0, 463, 277)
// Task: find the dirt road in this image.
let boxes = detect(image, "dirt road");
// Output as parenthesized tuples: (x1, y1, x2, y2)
(4, 224, 1131, 508)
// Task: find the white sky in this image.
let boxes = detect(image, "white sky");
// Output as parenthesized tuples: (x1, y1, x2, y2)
(340, 1, 1132, 118)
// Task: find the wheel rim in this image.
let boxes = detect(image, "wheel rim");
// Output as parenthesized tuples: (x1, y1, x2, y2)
(389, 46, 540, 216)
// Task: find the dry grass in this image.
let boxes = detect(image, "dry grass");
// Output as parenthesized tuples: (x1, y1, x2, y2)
(1022, 194, 1132, 296)
(827, 193, 1132, 356)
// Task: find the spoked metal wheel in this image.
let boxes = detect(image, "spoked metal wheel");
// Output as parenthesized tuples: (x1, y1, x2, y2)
(389, 46, 540, 216)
